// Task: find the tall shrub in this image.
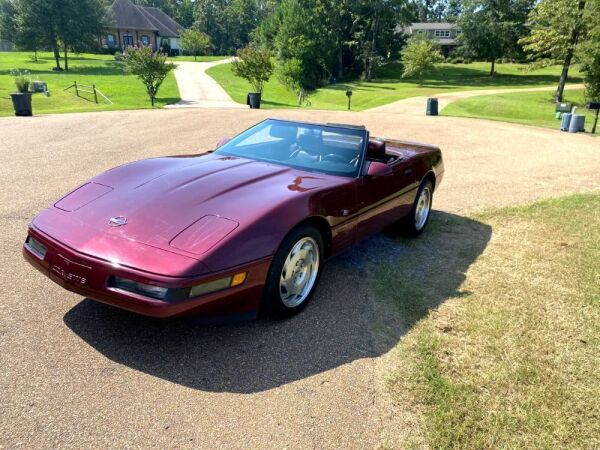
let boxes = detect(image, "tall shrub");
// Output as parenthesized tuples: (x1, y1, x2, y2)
(123, 46, 174, 106)
(231, 45, 274, 94)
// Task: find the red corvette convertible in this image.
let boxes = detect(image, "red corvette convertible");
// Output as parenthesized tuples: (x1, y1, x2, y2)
(24, 119, 444, 319)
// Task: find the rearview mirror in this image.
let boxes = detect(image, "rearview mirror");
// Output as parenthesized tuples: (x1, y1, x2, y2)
(217, 137, 231, 148)
(366, 161, 393, 177)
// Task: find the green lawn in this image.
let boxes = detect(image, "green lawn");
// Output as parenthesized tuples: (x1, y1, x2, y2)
(442, 89, 597, 132)
(207, 61, 584, 111)
(374, 193, 599, 448)
(0, 51, 181, 116)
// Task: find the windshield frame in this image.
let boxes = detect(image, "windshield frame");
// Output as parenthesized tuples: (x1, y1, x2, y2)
(215, 118, 370, 178)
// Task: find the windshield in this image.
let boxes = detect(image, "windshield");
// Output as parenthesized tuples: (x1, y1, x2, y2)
(215, 119, 367, 177)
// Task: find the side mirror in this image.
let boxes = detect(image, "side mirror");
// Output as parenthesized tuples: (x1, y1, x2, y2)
(366, 161, 393, 177)
(217, 136, 231, 148)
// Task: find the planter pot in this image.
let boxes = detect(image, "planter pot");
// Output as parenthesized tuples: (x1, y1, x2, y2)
(247, 92, 261, 109)
(11, 92, 33, 117)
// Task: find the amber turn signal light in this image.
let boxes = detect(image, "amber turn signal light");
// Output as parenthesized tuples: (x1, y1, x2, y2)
(231, 272, 248, 287)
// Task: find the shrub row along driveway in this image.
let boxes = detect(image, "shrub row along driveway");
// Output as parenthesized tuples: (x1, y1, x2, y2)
(1, 109, 598, 449)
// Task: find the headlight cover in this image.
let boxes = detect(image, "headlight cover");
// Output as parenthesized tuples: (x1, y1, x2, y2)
(111, 276, 168, 300)
(25, 236, 47, 259)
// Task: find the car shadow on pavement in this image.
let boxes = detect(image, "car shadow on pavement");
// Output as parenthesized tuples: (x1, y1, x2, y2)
(64, 211, 491, 393)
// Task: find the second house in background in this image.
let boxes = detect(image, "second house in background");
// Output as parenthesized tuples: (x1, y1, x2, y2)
(403, 22, 461, 58)
(101, 0, 183, 55)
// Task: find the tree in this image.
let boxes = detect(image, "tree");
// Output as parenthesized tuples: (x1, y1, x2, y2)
(179, 29, 211, 60)
(273, 0, 337, 88)
(7, 0, 104, 71)
(458, 0, 534, 78)
(519, 0, 588, 102)
(414, 0, 452, 22)
(12, 0, 63, 70)
(0, 0, 17, 42)
(57, 0, 105, 71)
(350, 0, 409, 81)
(193, 0, 266, 55)
(278, 57, 310, 105)
(401, 35, 443, 85)
(231, 44, 274, 94)
(123, 45, 174, 106)
(134, 0, 175, 16)
(175, 0, 194, 28)
(0, 0, 44, 59)
(578, 0, 600, 100)
(253, 0, 411, 85)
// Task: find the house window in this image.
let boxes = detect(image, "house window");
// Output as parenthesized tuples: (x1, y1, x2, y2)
(434, 30, 451, 38)
(123, 34, 133, 47)
(140, 35, 150, 46)
(107, 34, 116, 47)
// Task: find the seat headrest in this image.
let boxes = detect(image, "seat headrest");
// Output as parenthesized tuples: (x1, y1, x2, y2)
(298, 131, 322, 153)
(367, 139, 386, 160)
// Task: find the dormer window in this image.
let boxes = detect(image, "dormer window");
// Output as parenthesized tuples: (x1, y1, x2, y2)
(434, 30, 451, 38)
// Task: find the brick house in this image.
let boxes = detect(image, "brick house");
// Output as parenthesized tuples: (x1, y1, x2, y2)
(101, 0, 183, 54)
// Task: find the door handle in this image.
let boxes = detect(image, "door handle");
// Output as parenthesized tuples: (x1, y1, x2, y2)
(404, 168, 413, 176)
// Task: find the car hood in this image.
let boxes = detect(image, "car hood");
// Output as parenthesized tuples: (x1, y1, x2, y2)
(34, 154, 342, 265)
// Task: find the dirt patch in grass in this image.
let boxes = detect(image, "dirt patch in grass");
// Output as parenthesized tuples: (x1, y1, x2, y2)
(373, 193, 599, 449)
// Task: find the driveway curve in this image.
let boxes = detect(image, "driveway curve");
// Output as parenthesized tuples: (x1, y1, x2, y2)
(368, 84, 585, 115)
(1, 109, 598, 449)
(167, 59, 245, 109)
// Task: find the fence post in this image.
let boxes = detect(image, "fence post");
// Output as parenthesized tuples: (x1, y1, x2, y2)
(93, 84, 98, 104)
(74, 81, 79, 97)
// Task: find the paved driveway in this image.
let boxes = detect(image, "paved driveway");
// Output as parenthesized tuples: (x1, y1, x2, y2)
(1, 109, 598, 449)
(167, 60, 245, 109)
(368, 84, 586, 115)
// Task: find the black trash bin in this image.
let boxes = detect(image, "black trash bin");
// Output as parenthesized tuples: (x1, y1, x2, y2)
(10, 93, 33, 116)
(426, 98, 438, 116)
(247, 92, 261, 109)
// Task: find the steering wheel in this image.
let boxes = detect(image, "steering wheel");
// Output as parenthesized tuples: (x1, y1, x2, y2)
(290, 147, 322, 161)
(322, 153, 347, 164)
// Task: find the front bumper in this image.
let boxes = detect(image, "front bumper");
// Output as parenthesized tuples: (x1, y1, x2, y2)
(23, 226, 271, 318)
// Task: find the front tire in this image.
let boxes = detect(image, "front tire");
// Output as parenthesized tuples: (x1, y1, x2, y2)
(263, 224, 324, 318)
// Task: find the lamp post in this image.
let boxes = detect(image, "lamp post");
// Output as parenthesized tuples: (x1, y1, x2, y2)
(346, 90, 352, 111)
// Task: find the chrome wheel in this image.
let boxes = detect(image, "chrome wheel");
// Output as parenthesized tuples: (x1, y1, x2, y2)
(414, 185, 432, 231)
(279, 237, 320, 308)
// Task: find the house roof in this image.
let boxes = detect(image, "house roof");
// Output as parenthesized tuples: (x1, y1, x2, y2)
(407, 22, 459, 31)
(141, 7, 183, 37)
(104, 0, 183, 37)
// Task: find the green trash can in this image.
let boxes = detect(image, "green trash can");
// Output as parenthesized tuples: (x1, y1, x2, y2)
(426, 98, 438, 116)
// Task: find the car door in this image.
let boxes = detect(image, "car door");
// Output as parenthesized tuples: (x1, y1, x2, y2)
(355, 158, 417, 241)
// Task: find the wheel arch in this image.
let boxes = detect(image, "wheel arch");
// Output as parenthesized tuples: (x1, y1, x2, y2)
(421, 170, 437, 190)
(289, 216, 333, 259)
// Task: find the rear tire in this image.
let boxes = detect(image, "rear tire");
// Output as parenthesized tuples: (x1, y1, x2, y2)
(263, 224, 324, 318)
(400, 179, 434, 237)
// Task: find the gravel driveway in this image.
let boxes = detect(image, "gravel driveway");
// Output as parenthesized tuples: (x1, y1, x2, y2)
(1, 109, 598, 449)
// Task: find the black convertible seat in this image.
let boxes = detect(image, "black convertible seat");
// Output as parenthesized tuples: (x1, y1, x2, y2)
(367, 139, 388, 162)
